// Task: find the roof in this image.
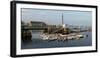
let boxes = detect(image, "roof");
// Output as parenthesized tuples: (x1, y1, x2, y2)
(30, 21, 46, 24)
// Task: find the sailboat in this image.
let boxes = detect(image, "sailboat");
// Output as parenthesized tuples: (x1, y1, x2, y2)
(40, 13, 85, 41)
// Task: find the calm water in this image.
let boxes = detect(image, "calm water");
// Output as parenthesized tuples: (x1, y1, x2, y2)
(21, 30, 92, 49)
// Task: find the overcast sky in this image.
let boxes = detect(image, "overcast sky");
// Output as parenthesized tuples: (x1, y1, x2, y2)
(21, 8, 92, 26)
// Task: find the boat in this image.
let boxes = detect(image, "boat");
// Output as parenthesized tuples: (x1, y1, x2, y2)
(40, 33, 85, 41)
(40, 13, 86, 41)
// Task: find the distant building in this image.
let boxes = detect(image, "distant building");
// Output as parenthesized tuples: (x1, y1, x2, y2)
(29, 21, 47, 28)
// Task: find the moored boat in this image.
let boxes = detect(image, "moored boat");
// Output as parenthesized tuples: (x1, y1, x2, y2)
(40, 33, 85, 41)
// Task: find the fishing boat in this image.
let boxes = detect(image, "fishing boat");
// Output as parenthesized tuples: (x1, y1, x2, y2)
(40, 33, 85, 41)
(40, 13, 86, 41)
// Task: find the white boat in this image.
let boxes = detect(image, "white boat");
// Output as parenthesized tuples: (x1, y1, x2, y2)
(76, 34, 84, 38)
(40, 33, 85, 41)
(40, 34, 49, 40)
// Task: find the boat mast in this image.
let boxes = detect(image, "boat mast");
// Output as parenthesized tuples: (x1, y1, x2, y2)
(62, 13, 65, 28)
(62, 13, 67, 34)
(62, 13, 64, 25)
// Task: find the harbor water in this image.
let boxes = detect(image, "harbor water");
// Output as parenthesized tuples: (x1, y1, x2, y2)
(21, 30, 92, 49)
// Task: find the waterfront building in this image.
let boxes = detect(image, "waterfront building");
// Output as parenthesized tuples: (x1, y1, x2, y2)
(29, 21, 47, 28)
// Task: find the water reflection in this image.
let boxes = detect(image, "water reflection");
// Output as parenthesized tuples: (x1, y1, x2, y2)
(21, 30, 92, 49)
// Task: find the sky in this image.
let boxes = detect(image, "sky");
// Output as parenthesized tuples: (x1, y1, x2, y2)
(21, 8, 92, 26)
